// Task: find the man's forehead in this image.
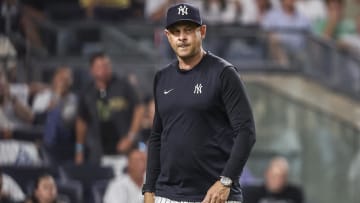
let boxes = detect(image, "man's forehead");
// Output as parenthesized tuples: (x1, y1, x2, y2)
(167, 21, 200, 30)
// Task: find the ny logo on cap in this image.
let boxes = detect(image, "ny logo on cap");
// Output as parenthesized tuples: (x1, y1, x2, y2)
(178, 5, 189, 16)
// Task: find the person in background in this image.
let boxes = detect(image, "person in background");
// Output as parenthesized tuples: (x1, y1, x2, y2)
(75, 52, 144, 176)
(341, 14, 360, 54)
(0, 71, 34, 138)
(32, 67, 77, 164)
(344, 0, 360, 24)
(79, 0, 143, 20)
(0, 169, 26, 203)
(244, 157, 303, 203)
(103, 148, 147, 203)
(201, 0, 241, 25)
(313, 0, 356, 41)
(295, 0, 326, 24)
(25, 174, 65, 203)
(261, 0, 311, 66)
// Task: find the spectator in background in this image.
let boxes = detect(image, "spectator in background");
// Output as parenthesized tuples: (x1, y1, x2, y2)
(32, 67, 77, 164)
(0, 72, 34, 138)
(19, 0, 48, 51)
(0, 169, 26, 203)
(295, 0, 326, 24)
(0, 0, 20, 34)
(103, 148, 146, 203)
(344, 0, 360, 22)
(239, 0, 274, 25)
(313, 0, 356, 41)
(80, 0, 143, 20)
(201, 0, 241, 25)
(261, 0, 311, 66)
(244, 157, 303, 203)
(341, 14, 360, 54)
(75, 52, 143, 174)
(4, 60, 47, 111)
(25, 174, 65, 203)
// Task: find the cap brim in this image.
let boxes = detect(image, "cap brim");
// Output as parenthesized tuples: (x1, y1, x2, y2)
(166, 19, 202, 29)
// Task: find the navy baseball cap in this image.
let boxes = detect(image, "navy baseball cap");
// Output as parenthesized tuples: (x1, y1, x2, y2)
(165, 3, 202, 28)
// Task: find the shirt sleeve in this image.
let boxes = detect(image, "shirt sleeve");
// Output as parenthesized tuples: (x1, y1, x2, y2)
(142, 72, 163, 193)
(219, 66, 256, 180)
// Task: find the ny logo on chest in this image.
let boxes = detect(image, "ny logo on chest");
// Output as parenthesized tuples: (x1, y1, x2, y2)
(193, 83, 203, 94)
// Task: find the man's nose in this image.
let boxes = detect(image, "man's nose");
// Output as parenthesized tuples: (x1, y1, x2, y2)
(178, 31, 187, 41)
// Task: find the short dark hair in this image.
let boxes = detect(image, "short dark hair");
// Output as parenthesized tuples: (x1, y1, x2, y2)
(89, 51, 107, 66)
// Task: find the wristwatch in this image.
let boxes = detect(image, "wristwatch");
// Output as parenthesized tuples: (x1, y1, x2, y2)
(220, 176, 233, 187)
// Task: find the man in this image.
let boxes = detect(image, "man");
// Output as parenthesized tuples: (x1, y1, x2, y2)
(32, 67, 77, 164)
(103, 148, 147, 203)
(313, 0, 356, 41)
(243, 157, 303, 203)
(142, 3, 256, 203)
(75, 52, 143, 166)
(261, 0, 310, 66)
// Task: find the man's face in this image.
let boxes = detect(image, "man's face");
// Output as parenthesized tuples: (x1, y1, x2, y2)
(91, 56, 112, 82)
(165, 22, 206, 60)
(53, 68, 72, 92)
(265, 165, 288, 193)
(35, 176, 57, 203)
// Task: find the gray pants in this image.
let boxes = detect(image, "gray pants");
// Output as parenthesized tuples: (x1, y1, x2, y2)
(155, 196, 241, 203)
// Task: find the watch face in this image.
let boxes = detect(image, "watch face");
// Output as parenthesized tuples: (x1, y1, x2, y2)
(221, 177, 232, 186)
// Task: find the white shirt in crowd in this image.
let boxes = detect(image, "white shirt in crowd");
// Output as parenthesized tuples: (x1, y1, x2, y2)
(32, 89, 77, 123)
(103, 175, 143, 203)
(295, 0, 326, 23)
(1, 174, 26, 202)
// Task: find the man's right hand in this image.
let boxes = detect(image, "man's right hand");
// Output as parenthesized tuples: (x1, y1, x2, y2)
(75, 152, 84, 165)
(144, 192, 155, 203)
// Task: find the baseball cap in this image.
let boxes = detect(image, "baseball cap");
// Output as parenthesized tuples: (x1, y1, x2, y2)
(165, 3, 202, 28)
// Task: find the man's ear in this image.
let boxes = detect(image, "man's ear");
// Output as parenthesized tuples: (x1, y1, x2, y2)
(200, 25, 207, 39)
(164, 29, 170, 37)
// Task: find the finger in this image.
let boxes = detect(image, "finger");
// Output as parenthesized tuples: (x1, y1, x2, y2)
(210, 195, 217, 203)
(202, 194, 210, 203)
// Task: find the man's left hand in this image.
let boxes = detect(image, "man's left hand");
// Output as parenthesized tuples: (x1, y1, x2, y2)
(116, 136, 133, 153)
(202, 181, 230, 203)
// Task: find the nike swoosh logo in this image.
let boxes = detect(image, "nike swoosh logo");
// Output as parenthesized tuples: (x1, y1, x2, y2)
(164, 89, 174, 95)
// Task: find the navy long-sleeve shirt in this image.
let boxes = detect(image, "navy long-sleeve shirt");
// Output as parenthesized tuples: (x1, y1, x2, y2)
(143, 52, 256, 202)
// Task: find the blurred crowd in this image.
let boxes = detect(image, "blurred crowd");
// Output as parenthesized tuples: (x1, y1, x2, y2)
(1, 0, 360, 203)
(1, 0, 360, 56)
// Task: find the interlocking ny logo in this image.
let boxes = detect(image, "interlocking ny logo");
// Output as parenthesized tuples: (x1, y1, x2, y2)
(178, 5, 189, 16)
(194, 83, 203, 94)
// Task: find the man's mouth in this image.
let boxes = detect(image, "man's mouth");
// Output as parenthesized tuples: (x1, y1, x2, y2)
(178, 44, 189, 48)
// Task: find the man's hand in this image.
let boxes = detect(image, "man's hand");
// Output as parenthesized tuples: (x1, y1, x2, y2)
(116, 136, 133, 153)
(202, 181, 230, 203)
(144, 192, 155, 203)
